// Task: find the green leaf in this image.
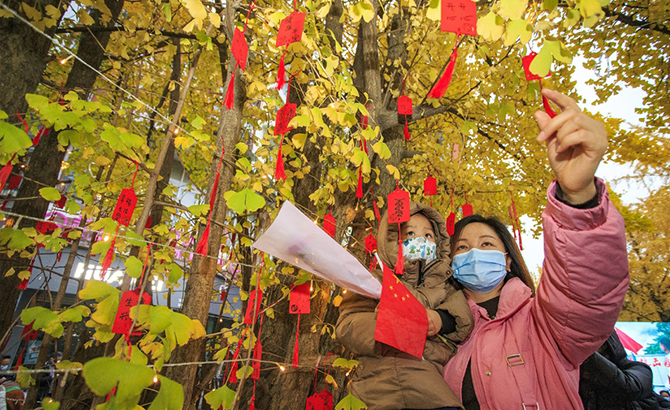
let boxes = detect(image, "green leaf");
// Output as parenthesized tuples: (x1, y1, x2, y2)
(83, 357, 154, 405)
(204, 385, 236, 410)
(16, 366, 35, 388)
(579, 0, 603, 18)
(188, 204, 210, 216)
(148, 376, 184, 410)
(504, 19, 532, 46)
(498, 0, 527, 20)
(528, 43, 553, 77)
(58, 305, 91, 323)
(168, 263, 183, 282)
(162, 3, 172, 21)
(332, 358, 360, 369)
(0, 120, 33, 155)
(125, 230, 147, 247)
(21, 306, 64, 337)
(26, 94, 50, 111)
(372, 141, 391, 160)
(125, 255, 144, 278)
(543, 0, 557, 11)
(292, 133, 308, 149)
(226, 188, 265, 214)
(426, 0, 440, 21)
(78, 279, 121, 301)
(39, 187, 62, 201)
(181, 0, 208, 20)
(335, 393, 368, 410)
(191, 115, 205, 130)
(149, 305, 174, 335)
(42, 399, 60, 410)
(0, 227, 34, 250)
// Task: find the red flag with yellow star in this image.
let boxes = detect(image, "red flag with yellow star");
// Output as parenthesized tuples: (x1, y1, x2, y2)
(374, 263, 428, 358)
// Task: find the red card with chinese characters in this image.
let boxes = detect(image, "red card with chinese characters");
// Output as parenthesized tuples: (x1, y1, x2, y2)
(243, 288, 263, 324)
(424, 176, 437, 196)
(36, 221, 57, 234)
(274, 102, 297, 136)
(387, 188, 410, 224)
(276, 12, 306, 47)
(232, 28, 249, 71)
(397, 95, 413, 115)
(446, 212, 456, 235)
(306, 389, 333, 410)
(462, 203, 473, 217)
(290, 282, 311, 314)
(112, 188, 137, 227)
(441, 0, 477, 36)
(323, 212, 336, 238)
(112, 288, 151, 335)
(522, 52, 551, 81)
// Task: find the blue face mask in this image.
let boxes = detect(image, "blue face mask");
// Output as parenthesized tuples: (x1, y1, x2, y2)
(402, 237, 437, 265)
(452, 248, 508, 293)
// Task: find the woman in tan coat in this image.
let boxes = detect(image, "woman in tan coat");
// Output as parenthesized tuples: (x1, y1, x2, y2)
(336, 202, 473, 410)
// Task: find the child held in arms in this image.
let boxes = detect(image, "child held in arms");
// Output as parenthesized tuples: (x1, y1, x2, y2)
(336, 202, 473, 410)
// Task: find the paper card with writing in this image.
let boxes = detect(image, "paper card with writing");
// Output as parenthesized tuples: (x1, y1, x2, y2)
(290, 282, 311, 314)
(424, 176, 437, 196)
(387, 188, 410, 224)
(446, 212, 456, 235)
(276, 12, 306, 47)
(232, 28, 249, 71)
(274, 102, 297, 136)
(112, 288, 151, 335)
(441, 0, 477, 35)
(112, 188, 138, 227)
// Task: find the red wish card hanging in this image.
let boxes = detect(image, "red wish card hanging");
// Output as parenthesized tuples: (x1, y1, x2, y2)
(323, 211, 336, 238)
(306, 389, 333, 410)
(274, 103, 297, 136)
(232, 28, 249, 72)
(36, 220, 57, 234)
(276, 12, 306, 47)
(397, 94, 413, 140)
(112, 189, 138, 227)
(424, 176, 437, 196)
(112, 288, 151, 336)
(374, 263, 428, 358)
(243, 288, 263, 325)
(462, 203, 473, 217)
(522, 52, 556, 118)
(387, 184, 410, 275)
(441, 0, 477, 35)
(365, 233, 377, 270)
(290, 282, 311, 314)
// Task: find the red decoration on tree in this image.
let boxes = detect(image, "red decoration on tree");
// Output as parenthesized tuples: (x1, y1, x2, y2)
(111, 288, 151, 336)
(0, 162, 12, 191)
(224, 72, 236, 110)
(508, 191, 523, 250)
(252, 339, 263, 380)
(55, 194, 67, 209)
(374, 263, 428, 358)
(428, 45, 459, 99)
(274, 103, 297, 136)
(7, 175, 21, 190)
(370, 188, 381, 221)
(276, 12, 306, 47)
(441, 0, 477, 35)
(462, 203, 473, 217)
(227, 333, 244, 383)
(306, 390, 334, 410)
(397, 95, 413, 116)
(277, 51, 287, 90)
(33, 126, 49, 146)
(424, 176, 437, 196)
(290, 282, 311, 314)
(100, 225, 120, 281)
(195, 147, 225, 256)
(323, 211, 336, 238)
(356, 139, 368, 199)
(446, 212, 456, 235)
(112, 189, 138, 227)
(36, 221, 57, 234)
(275, 136, 287, 181)
(387, 183, 410, 275)
(231, 28, 249, 71)
(243, 288, 263, 325)
(365, 233, 378, 270)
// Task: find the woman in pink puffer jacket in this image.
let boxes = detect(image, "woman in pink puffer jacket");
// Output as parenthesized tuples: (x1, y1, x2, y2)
(430, 89, 629, 410)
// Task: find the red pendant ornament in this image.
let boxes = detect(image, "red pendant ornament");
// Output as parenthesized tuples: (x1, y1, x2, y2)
(424, 176, 437, 196)
(225, 6, 254, 109)
(365, 233, 378, 270)
(0, 162, 12, 191)
(111, 288, 151, 336)
(195, 146, 225, 256)
(33, 126, 49, 146)
(306, 389, 334, 410)
(374, 263, 428, 358)
(36, 220, 57, 234)
(387, 182, 410, 275)
(274, 74, 298, 181)
(290, 282, 310, 369)
(323, 209, 336, 238)
(446, 188, 456, 235)
(275, 11, 306, 90)
(243, 288, 263, 325)
(252, 339, 263, 380)
(356, 139, 368, 199)
(112, 189, 138, 227)
(370, 188, 381, 221)
(397, 94, 413, 141)
(462, 203, 473, 217)
(227, 330, 245, 384)
(522, 52, 556, 118)
(428, 42, 459, 99)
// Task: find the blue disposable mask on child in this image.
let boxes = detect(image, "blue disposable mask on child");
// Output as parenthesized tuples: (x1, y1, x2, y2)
(452, 248, 508, 293)
(402, 237, 437, 265)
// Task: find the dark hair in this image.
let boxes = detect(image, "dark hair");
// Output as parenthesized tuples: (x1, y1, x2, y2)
(660, 336, 670, 350)
(451, 214, 535, 294)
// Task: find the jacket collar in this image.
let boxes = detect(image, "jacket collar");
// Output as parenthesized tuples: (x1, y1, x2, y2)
(468, 278, 532, 321)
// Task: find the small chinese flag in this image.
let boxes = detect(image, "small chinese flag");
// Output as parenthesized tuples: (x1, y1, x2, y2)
(306, 389, 334, 410)
(387, 186, 410, 275)
(289, 282, 311, 314)
(112, 189, 138, 227)
(111, 288, 151, 335)
(424, 176, 437, 196)
(323, 212, 336, 238)
(243, 288, 263, 325)
(374, 263, 428, 358)
(446, 212, 456, 235)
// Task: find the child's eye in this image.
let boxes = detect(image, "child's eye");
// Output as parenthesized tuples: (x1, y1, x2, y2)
(406, 231, 415, 236)
(425, 233, 434, 239)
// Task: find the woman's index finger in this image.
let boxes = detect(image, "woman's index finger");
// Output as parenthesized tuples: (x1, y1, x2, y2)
(542, 88, 581, 112)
